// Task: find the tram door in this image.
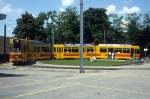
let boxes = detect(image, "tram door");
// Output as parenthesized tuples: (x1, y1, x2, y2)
(56, 47, 64, 59)
(108, 48, 114, 59)
(131, 48, 135, 59)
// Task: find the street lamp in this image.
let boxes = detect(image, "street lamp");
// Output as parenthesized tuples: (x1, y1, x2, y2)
(102, 24, 106, 44)
(144, 48, 148, 58)
(80, 0, 85, 73)
(0, 14, 7, 62)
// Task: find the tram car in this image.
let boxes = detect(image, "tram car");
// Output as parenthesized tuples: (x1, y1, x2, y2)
(9, 38, 51, 64)
(53, 44, 141, 60)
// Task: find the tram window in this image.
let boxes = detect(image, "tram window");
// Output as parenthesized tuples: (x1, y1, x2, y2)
(83, 47, 86, 52)
(21, 45, 25, 52)
(53, 48, 56, 52)
(123, 48, 130, 53)
(64, 47, 71, 53)
(42, 47, 48, 52)
(100, 48, 107, 52)
(64, 48, 67, 52)
(57, 48, 62, 52)
(135, 49, 140, 54)
(115, 48, 122, 53)
(37, 47, 40, 52)
(42, 47, 44, 52)
(34, 47, 36, 52)
(26, 45, 29, 52)
(87, 47, 93, 52)
(30, 46, 34, 52)
(13, 39, 21, 52)
(72, 47, 79, 52)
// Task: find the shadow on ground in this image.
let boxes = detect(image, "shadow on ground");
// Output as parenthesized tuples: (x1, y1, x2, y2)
(13, 61, 36, 66)
(0, 73, 27, 78)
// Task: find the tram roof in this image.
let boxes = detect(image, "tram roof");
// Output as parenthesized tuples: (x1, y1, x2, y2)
(99, 44, 132, 47)
(29, 40, 49, 46)
(64, 44, 94, 46)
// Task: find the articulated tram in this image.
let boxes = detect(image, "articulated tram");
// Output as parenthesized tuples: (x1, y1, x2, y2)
(53, 44, 140, 60)
(8, 38, 141, 64)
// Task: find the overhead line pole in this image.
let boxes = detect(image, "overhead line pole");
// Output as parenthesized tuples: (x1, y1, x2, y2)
(0, 14, 7, 62)
(4, 24, 7, 62)
(80, 0, 85, 73)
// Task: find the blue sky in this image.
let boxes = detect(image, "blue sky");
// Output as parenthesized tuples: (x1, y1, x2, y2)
(0, 0, 149, 37)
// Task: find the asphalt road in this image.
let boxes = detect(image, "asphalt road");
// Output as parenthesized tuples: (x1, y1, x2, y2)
(0, 63, 150, 99)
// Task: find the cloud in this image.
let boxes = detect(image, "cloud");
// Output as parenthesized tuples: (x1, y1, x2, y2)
(106, 5, 116, 15)
(0, 0, 24, 37)
(106, 4, 141, 15)
(121, 6, 141, 14)
(0, 0, 24, 14)
(59, 8, 65, 12)
(0, 4, 13, 13)
(121, 19, 129, 29)
(62, 0, 74, 7)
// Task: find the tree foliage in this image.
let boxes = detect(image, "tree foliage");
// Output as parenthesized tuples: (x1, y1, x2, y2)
(13, 8, 150, 56)
(84, 8, 110, 43)
(13, 12, 39, 40)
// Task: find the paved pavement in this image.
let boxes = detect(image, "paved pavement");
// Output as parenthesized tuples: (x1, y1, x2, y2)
(0, 62, 150, 99)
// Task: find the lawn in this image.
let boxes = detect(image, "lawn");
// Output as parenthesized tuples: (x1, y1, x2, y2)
(41, 59, 132, 66)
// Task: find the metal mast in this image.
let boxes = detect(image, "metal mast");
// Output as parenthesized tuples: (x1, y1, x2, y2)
(80, 0, 85, 73)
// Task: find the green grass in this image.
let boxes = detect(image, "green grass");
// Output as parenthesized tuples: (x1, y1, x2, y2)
(41, 59, 132, 66)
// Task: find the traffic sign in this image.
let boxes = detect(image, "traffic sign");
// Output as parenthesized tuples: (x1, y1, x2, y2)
(0, 14, 6, 20)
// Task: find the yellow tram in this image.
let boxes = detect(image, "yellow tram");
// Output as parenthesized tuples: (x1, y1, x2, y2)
(53, 44, 95, 59)
(53, 44, 140, 60)
(9, 38, 141, 64)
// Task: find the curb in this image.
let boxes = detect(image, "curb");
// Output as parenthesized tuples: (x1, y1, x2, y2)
(32, 63, 150, 70)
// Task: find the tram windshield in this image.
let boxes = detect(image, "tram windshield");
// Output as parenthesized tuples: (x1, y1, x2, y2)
(13, 39, 21, 52)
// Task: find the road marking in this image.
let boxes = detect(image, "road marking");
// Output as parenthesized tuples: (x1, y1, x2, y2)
(111, 72, 129, 78)
(0, 71, 128, 89)
(82, 84, 150, 95)
(0, 78, 44, 89)
(3, 97, 11, 99)
(66, 73, 106, 80)
(0, 77, 67, 89)
(15, 83, 81, 98)
(0, 75, 82, 89)
(1, 81, 42, 89)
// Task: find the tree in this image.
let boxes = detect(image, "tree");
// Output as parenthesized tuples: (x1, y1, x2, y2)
(46, 10, 58, 43)
(109, 14, 124, 32)
(56, 7, 80, 44)
(13, 12, 39, 40)
(109, 14, 127, 43)
(143, 13, 150, 45)
(138, 13, 150, 56)
(35, 12, 48, 41)
(84, 8, 110, 44)
(125, 13, 142, 44)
